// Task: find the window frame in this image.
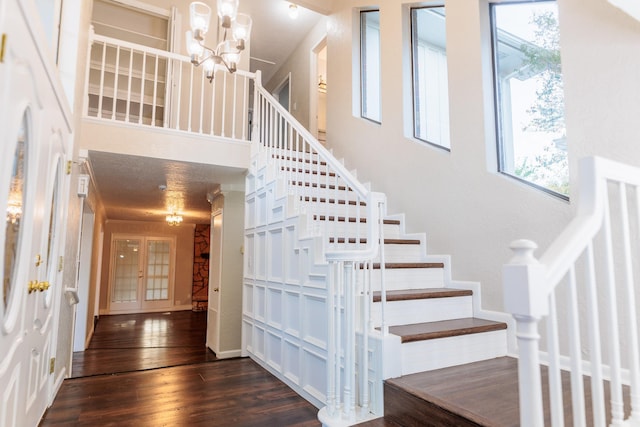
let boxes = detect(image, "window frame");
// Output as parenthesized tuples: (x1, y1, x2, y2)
(359, 9, 382, 124)
(490, 0, 569, 201)
(410, 5, 451, 151)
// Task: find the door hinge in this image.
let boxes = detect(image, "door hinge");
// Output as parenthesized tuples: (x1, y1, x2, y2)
(66, 160, 72, 175)
(49, 357, 55, 374)
(58, 256, 64, 272)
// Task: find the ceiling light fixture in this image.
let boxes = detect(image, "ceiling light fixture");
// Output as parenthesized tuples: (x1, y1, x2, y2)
(186, 0, 252, 82)
(288, 3, 299, 20)
(166, 213, 183, 226)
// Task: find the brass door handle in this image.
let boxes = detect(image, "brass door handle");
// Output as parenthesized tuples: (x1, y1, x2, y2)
(28, 281, 50, 293)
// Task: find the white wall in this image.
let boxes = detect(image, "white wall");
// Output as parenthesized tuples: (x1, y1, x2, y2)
(269, 0, 640, 317)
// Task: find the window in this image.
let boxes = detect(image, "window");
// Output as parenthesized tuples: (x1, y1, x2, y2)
(411, 6, 450, 149)
(492, 1, 568, 197)
(360, 10, 381, 123)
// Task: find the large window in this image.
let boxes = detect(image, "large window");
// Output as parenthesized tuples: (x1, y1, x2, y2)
(492, 1, 568, 197)
(411, 6, 450, 149)
(360, 10, 381, 123)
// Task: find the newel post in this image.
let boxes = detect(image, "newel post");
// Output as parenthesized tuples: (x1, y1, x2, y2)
(503, 239, 547, 427)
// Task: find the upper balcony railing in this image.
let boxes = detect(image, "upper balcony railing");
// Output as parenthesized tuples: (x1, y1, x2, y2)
(84, 30, 254, 141)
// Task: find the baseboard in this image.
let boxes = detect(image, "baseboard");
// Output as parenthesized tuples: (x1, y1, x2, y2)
(102, 305, 194, 315)
(214, 349, 243, 359)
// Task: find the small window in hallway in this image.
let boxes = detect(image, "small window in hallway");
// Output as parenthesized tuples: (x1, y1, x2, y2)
(411, 6, 451, 149)
(492, 1, 568, 198)
(360, 9, 381, 123)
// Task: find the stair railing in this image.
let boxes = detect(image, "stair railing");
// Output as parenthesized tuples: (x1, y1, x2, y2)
(504, 156, 640, 426)
(84, 29, 254, 141)
(252, 71, 388, 423)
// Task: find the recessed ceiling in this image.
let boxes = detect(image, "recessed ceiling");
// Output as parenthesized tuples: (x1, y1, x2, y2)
(87, 151, 246, 224)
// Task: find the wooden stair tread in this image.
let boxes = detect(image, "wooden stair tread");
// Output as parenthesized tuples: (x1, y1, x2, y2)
(328, 237, 420, 245)
(272, 154, 327, 166)
(382, 356, 631, 426)
(388, 318, 507, 343)
(291, 181, 350, 191)
(313, 215, 400, 225)
(302, 196, 366, 206)
(372, 288, 472, 303)
(359, 262, 445, 269)
(282, 166, 336, 177)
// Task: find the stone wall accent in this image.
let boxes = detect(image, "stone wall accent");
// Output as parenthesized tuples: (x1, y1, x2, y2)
(192, 224, 210, 311)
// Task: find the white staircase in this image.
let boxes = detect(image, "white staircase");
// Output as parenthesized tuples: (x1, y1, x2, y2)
(242, 77, 511, 425)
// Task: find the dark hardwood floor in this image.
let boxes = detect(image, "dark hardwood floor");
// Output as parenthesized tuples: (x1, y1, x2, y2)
(40, 311, 322, 426)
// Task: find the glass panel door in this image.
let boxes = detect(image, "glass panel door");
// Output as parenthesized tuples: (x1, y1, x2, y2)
(110, 238, 142, 312)
(108, 235, 175, 313)
(141, 238, 173, 310)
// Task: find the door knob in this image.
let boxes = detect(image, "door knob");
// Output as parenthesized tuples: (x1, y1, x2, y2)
(28, 280, 38, 294)
(213, 288, 219, 292)
(37, 281, 50, 291)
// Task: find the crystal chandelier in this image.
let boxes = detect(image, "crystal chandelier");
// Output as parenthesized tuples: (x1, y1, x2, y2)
(186, 0, 252, 82)
(166, 213, 183, 226)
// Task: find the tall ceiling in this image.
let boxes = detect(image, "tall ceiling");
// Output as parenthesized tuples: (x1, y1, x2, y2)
(88, 0, 325, 225)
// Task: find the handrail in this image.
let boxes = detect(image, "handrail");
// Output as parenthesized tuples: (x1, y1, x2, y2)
(504, 155, 640, 426)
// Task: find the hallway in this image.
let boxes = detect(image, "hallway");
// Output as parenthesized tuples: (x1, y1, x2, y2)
(39, 311, 321, 426)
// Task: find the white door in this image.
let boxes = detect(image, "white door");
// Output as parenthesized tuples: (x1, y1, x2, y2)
(107, 235, 176, 314)
(0, 1, 71, 423)
(206, 210, 223, 354)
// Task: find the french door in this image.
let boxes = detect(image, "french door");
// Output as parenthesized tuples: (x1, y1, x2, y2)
(107, 235, 176, 314)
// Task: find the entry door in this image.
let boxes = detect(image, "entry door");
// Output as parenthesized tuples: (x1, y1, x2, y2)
(108, 235, 176, 314)
(0, 1, 71, 423)
(206, 210, 223, 353)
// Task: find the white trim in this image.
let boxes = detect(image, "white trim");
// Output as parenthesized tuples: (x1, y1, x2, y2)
(102, 0, 171, 18)
(214, 349, 243, 359)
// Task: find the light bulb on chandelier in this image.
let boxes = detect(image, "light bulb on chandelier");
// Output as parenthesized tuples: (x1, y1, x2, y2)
(166, 213, 183, 226)
(186, 0, 252, 82)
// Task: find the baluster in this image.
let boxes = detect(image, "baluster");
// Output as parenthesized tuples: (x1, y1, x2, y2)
(378, 199, 387, 335)
(175, 63, 183, 130)
(361, 260, 370, 412)
(326, 261, 337, 417)
(112, 45, 121, 120)
(585, 243, 606, 427)
(125, 47, 133, 122)
(138, 52, 145, 125)
(242, 75, 248, 140)
(98, 42, 107, 118)
(567, 267, 586, 427)
(198, 66, 204, 133)
(187, 64, 194, 132)
(602, 187, 625, 425)
(210, 70, 216, 136)
(152, 55, 158, 127)
(222, 72, 228, 137)
(232, 73, 237, 139)
(617, 182, 640, 423)
(546, 292, 564, 427)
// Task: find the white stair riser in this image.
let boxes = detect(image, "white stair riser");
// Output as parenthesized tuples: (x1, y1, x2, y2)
(371, 296, 473, 327)
(360, 268, 446, 291)
(301, 203, 368, 217)
(314, 222, 402, 239)
(399, 330, 508, 375)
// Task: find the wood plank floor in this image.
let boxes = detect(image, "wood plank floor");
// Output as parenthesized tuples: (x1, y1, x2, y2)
(40, 311, 321, 426)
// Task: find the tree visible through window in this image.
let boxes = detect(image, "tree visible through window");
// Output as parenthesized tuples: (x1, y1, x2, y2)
(492, 1, 568, 197)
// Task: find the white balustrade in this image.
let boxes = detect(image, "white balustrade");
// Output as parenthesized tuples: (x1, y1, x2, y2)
(504, 156, 640, 426)
(85, 32, 253, 141)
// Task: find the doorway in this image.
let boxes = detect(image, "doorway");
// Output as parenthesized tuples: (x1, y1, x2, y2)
(107, 234, 176, 314)
(310, 37, 327, 143)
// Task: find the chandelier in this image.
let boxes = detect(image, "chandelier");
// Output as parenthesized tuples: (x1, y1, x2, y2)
(186, 0, 252, 82)
(166, 213, 183, 226)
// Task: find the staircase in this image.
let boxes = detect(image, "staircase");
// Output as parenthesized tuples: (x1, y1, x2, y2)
(242, 78, 512, 425)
